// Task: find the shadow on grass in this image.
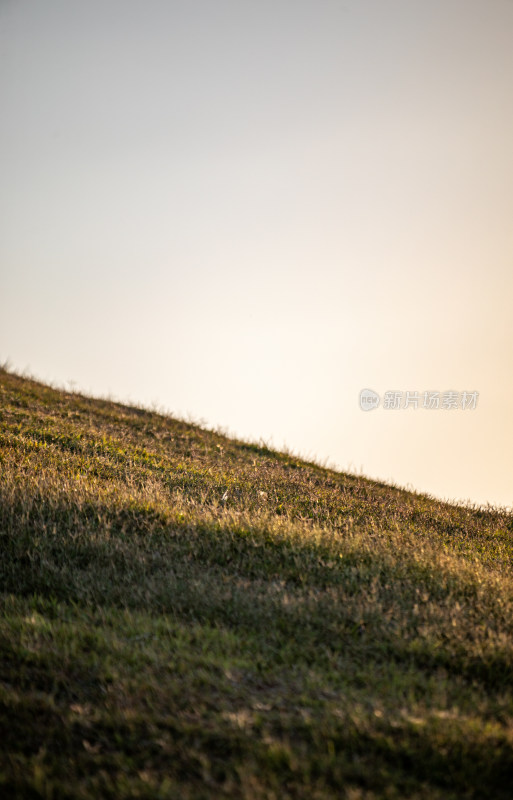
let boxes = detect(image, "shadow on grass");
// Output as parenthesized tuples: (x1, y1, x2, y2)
(1, 494, 512, 696)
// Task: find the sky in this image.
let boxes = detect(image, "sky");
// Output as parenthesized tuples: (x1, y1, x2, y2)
(1, 0, 512, 509)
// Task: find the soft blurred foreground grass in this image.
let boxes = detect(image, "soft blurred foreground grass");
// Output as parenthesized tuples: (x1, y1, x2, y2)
(1, 367, 512, 798)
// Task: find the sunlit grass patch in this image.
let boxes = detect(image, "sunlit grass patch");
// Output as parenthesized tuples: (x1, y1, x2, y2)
(1, 366, 512, 798)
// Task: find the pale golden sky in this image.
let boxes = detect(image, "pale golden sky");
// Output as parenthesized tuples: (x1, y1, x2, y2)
(1, 0, 512, 508)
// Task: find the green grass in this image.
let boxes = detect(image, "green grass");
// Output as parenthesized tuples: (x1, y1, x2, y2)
(1, 366, 512, 799)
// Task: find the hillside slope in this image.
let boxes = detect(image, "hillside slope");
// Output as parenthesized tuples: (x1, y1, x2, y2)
(1, 367, 512, 799)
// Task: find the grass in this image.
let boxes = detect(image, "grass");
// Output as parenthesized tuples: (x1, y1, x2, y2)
(1, 366, 512, 799)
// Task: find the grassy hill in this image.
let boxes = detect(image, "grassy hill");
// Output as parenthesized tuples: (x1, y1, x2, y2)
(1, 367, 512, 799)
